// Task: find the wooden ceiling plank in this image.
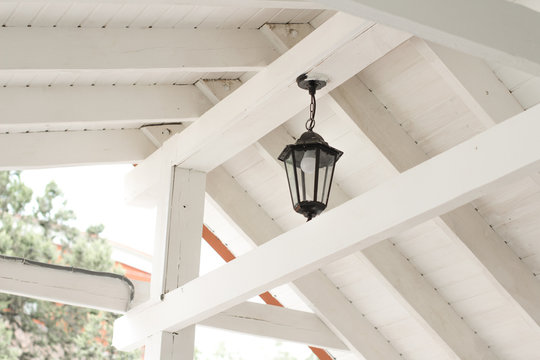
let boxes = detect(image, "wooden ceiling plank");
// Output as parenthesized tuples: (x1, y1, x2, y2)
(0, 85, 211, 133)
(409, 39, 540, 334)
(0, 129, 156, 170)
(330, 74, 540, 332)
(0, 1, 329, 10)
(411, 38, 524, 127)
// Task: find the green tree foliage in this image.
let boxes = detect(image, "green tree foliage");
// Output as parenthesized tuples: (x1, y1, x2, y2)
(0, 171, 140, 359)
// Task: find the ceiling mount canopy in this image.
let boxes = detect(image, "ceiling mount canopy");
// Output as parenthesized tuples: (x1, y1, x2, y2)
(278, 74, 343, 221)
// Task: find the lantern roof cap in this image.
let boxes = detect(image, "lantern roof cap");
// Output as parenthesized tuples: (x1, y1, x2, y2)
(295, 130, 328, 146)
(278, 130, 344, 161)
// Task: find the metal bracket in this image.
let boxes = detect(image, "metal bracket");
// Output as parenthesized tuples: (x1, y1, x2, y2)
(140, 123, 185, 147)
(296, 73, 328, 95)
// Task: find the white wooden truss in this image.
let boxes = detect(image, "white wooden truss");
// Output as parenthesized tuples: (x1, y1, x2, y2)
(1, 1, 540, 360)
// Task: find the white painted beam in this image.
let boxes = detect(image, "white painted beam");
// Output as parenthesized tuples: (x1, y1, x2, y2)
(0, 85, 211, 133)
(0, 28, 280, 73)
(113, 102, 540, 350)
(318, 0, 540, 75)
(206, 166, 282, 244)
(0, 0, 328, 10)
(291, 271, 401, 359)
(138, 287, 346, 350)
(170, 18, 407, 171)
(149, 167, 206, 301)
(0, 129, 156, 170)
(358, 243, 496, 359)
(200, 81, 398, 359)
(125, 13, 411, 204)
(200, 302, 347, 351)
(411, 38, 523, 126)
(416, 36, 540, 182)
(0, 256, 133, 313)
(0, 257, 345, 350)
(144, 166, 206, 359)
(130, 280, 150, 309)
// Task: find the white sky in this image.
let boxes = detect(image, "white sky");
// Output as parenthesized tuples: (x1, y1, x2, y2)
(19, 164, 321, 360)
(21, 164, 156, 254)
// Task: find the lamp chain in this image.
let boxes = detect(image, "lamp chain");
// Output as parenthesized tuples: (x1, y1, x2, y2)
(305, 93, 317, 131)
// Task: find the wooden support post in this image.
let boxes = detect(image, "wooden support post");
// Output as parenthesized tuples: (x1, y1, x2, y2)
(145, 165, 206, 359)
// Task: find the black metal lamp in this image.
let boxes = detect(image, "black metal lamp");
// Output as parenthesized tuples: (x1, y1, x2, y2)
(278, 74, 343, 221)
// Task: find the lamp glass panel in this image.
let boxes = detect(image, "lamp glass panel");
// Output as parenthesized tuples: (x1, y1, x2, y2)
(284, 152, 299, 206)
(294, 149, 316, 203)
(319, 155, 335, 205)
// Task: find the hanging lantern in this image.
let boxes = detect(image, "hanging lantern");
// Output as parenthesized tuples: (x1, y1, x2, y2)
(278, 74, 343, 221)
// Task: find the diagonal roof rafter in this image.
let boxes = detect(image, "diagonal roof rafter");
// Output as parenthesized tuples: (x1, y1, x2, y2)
(124, 11, 411, 202)
(196, 78, 400, 360)
(328, 41, 540, 332)
(316, 0, 540, 75)
(202, 225, 336, 360)
(256, 23, 499, 359)
(113, 101, 540, 349)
